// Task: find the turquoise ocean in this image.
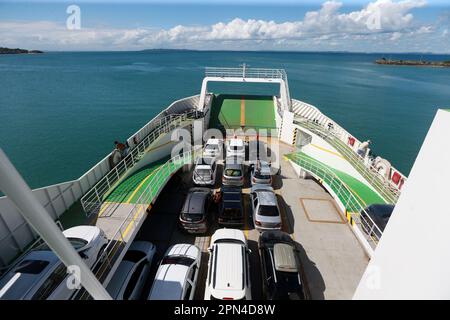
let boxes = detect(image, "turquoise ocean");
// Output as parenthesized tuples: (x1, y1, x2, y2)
(1, 51, 450, 189)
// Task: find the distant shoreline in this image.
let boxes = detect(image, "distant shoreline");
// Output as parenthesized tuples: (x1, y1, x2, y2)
(0, 47, 43, 55)
(376, 58, 450, 68)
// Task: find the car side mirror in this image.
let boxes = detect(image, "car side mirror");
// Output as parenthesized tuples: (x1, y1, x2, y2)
(247, 248, 252, 254)
(208, 247, 213, 253)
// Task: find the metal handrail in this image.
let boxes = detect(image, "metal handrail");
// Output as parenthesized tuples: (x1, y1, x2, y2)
(205, 67, 287, 81)
(287, 152, 383, 246)
(294, 117, 400, 204)
(80, 111, 200, 216)
(75, 147, 201, 300)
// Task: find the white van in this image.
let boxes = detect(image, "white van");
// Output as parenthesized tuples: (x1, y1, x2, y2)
(204, 229, 252, 300)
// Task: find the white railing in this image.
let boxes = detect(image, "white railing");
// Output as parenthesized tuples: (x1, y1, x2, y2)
(205, 66, 287, 81)
(295, 118, 400, 204)
(287, 152, 383, 247)
(74, 147, 201, 300)
(80, 111, 201, 217)
(290, 99, 407, 195)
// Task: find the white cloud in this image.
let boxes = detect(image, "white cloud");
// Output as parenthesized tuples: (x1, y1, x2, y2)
(1, 0, 443, 52)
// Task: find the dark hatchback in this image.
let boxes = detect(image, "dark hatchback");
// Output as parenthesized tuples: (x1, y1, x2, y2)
(360, 204, 395, 239)
(218, 186, 244, 226)
(179, 187, 212, 234)
(259, 230, 307, 300)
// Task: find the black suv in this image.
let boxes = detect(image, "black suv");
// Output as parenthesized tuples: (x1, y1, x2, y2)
(179, 187, 212, 234)
(218, 186, 244, 227)
(259, 230, 307, 300)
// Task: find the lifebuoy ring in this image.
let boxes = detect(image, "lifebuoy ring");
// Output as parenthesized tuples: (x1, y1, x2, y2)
(373, 157, 391, 179)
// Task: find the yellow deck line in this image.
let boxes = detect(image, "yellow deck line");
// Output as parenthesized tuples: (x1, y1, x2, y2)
(310, 144, 344, 159)
(240, 96, 245, 127)
(122, 204, 146, 239)
(125, 170, 158, 204)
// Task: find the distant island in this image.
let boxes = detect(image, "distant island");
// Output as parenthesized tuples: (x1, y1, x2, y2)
(0, 47, 43, 54)
(376, 57, 450, 68)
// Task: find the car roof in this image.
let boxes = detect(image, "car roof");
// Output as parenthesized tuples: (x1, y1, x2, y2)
(0, 250, 60, 300)
(256, 191, 277, 206)
(213, 243, 244, 292)
(228, 139, 244, 147)
(165, 244, 200, 261)
(211, 229, 246, 245)
(149, 264, 189, 300)
(273, 243, 298, 273)
(106, 261, 135, 299)
(62, 225, 99, 243)
(182, 190, 209, 213)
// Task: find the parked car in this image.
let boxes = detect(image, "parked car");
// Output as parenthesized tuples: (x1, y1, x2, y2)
(193, 156, 217, 186)
(106, 241, 156, 300)
(179, 187, 212, 234)
(222, 156, 245, 187)
(360, 204, 395, 239)
(0, 226, 108, 300)
(148, 244, 201, 300)
(250, 160, 272, 186)
(218, 186, 244, 227)
(203, 138, 223, 158)
(250, 185, 282, 231)
(259, 231, 307, 300)
(204, 229, 252, 300)
(226, 138, 245, 160)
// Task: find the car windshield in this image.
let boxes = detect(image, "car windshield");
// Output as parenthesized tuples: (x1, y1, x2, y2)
(36, 237, 88, 251)
(221, 207, 242, 218)
(225, 169, 242, 177)
(205, 145, 219, 151)
(195, 169, 212, 176)
(254, 171, 271, 179)
(161, 256, 194, 266)
(14, 260, 49, 274)
(259, 205, 279, 216)
(181, 212, 204, 222)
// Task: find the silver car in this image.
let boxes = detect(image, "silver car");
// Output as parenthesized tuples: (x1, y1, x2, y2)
(250, 185, 282, 231)
(250, 160, 272, 186)
(222, 157, 244, 187)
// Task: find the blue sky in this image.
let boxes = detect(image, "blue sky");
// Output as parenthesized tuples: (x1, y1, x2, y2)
(1, 0, 450, 52)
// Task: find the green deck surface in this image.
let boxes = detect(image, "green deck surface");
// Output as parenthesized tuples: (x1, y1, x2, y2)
(286, 152, 386, 210)
(104, 158, 168, 204)
(209, 94, 277, 131)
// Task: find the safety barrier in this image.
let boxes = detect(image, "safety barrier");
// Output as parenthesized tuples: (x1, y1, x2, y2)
(286, 152, 383, 250)
(294, 118, 400, 204)
(80, 111, 201, 217)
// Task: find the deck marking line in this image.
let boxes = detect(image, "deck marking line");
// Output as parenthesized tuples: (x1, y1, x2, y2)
(240, 96, 245, 127)
(310, 144, 344, 159)
(122, 205, 145, 239)
(125, 169, 159, 204)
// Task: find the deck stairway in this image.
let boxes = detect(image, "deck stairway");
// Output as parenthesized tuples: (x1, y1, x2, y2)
(293, 117, 400, 204)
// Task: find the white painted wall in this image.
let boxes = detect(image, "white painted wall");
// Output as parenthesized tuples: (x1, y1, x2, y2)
(280, 110, 295, 144)
(354, 109, 450, 300)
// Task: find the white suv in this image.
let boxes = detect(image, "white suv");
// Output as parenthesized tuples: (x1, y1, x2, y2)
(226, 138, 245, 160)
(204, 229, 252, 300)
(148, 244, 201, 300)
(203, 138, 223, 158)
(193, 156, 217, 186)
